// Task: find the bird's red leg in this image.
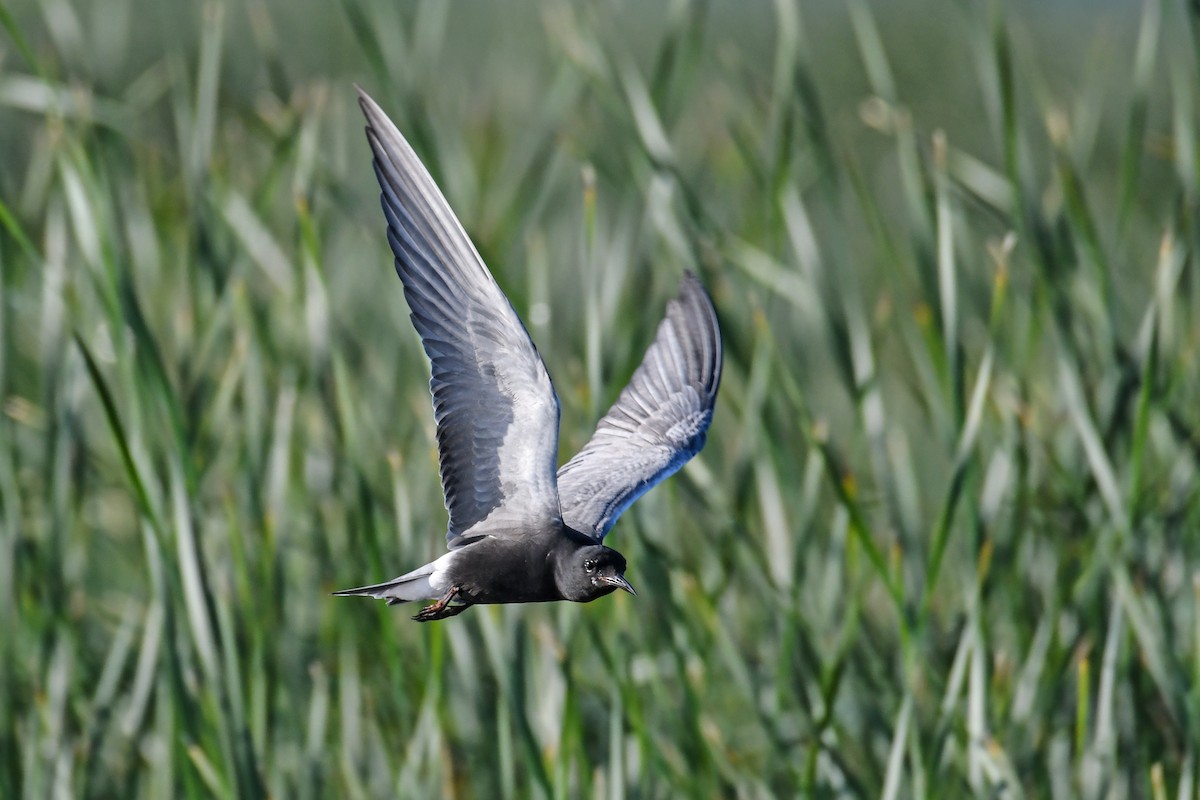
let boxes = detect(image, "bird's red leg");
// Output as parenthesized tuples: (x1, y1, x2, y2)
(412, 587, 471, 622)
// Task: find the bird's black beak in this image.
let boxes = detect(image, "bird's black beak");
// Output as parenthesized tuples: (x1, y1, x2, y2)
(602, 574, 637, 596)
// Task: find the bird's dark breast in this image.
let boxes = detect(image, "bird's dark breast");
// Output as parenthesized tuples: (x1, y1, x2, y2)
(446, 535, 564, 604)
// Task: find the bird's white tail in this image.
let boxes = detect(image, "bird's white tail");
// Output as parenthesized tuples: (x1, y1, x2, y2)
(333, 564, 439, 606)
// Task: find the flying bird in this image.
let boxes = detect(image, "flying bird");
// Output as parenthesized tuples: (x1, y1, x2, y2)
(335, 89, 722, 621)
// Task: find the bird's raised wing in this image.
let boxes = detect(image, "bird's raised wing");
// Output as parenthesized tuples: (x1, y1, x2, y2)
(557, 272, 722, 541)
(359, 89, 562, 547)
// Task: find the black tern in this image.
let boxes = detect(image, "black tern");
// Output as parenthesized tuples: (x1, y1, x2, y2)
(335, 89, 722, 621)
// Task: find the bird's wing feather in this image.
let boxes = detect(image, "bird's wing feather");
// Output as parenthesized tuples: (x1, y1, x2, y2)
(557, 272, 722, 541)
(359, 89, 562, 547)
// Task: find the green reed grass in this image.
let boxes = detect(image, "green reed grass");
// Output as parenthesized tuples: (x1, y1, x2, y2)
(2, 0, 1199, 797)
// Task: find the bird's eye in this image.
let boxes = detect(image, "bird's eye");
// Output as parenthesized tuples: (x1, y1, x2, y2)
(584, 559, 597, 573)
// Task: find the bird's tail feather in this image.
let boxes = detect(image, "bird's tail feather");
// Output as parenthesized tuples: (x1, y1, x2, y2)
(333, 566, 436, 605)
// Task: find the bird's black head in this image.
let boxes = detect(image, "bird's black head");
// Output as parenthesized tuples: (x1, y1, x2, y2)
(556, 544, 635, 603)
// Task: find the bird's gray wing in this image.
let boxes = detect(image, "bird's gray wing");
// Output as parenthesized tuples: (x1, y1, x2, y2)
(557, 272, 722, 541)
(359, 89, 562, 547)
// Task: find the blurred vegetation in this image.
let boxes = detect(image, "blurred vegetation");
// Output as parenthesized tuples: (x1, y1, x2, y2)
(2, 0, 1199, 797)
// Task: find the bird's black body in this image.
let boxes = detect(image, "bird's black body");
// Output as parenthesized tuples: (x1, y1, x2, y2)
(442, 526, 624, 606)
(335, 89, 721, 621)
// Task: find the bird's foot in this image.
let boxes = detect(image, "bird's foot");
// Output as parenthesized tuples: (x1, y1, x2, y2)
(412, 588, 471, 622)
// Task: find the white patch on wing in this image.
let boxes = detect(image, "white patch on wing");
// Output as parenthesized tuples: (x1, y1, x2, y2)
(496, 372, 560, 519)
